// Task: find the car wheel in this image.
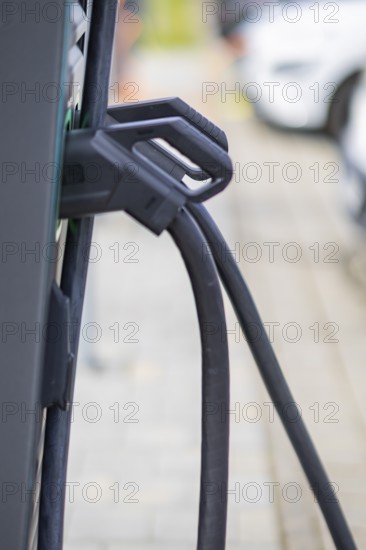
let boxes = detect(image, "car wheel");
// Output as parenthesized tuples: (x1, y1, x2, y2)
(327, 73, 360, 138)
(342, 163, 365, 220)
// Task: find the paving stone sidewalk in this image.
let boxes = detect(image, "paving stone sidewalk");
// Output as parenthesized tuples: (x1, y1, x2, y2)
(63, 46, 366, 549)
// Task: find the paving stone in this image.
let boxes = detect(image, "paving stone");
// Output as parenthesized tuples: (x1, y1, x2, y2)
(64, 43, 366, 550)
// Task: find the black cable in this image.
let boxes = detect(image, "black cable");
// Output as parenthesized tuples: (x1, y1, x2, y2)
(168, 209, 230, 550)
(188, 202, 356, 550)
(38, 2, 118, 549)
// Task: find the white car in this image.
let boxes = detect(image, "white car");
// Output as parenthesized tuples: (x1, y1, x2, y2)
(341, 71, 366, 227)
(239, 0, 366, 134)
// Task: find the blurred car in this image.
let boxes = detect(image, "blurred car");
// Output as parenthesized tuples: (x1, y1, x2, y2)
(239, 0, 366, 135)
(340, 71, 366, 227)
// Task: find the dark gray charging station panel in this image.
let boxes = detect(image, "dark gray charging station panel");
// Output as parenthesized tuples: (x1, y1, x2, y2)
(0, 2, 86, 548)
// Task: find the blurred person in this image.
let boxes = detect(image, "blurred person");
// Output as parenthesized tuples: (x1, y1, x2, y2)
(216, 0, 264, 56)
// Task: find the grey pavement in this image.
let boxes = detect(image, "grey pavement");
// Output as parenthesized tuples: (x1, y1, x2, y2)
(63, 46, 366, 549)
